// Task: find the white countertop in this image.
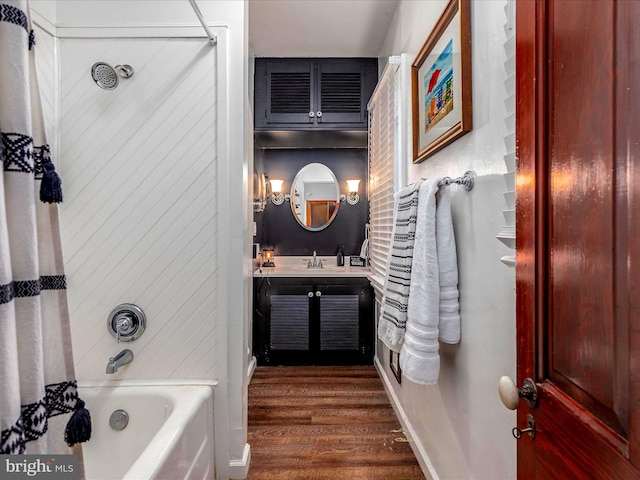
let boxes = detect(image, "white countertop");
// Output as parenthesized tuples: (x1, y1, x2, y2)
(253, 256, 369, 278)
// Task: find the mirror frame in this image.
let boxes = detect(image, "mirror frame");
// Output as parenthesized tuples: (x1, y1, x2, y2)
(289, 163, 341, 232)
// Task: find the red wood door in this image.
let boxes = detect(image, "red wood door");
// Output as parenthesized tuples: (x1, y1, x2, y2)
(516, 0, 640, 478)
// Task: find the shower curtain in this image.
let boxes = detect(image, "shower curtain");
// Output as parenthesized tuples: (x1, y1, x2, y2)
(0, 0, 90, 455)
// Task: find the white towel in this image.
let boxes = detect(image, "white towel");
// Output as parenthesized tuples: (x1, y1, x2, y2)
(436, 185, 460, 344)
(359, 238, 369, 259)
(400, 179, 460, 385)
(377, 180, 422, 351)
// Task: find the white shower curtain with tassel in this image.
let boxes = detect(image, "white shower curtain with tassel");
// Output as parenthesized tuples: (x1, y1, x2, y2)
(0, 0, 90, 456)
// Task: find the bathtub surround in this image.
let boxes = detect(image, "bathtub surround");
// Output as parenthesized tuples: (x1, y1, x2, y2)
(29, 1, 251, 478)
(0, 0, 89, 457)
(78, 381, 216, 479)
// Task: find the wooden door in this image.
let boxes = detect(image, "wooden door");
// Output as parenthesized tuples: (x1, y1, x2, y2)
(306, 200, 336, 228)
(516, 0, 640, 478)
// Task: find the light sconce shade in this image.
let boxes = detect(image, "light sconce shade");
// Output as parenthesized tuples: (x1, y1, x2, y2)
(345, 179, 360, 205)
(269, 179, 285, 205)
(261, 248, 275, 267)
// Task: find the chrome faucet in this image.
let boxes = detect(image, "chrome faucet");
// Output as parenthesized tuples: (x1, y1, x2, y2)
(106, 349, 134, 374)
(307, 250, 323, 269)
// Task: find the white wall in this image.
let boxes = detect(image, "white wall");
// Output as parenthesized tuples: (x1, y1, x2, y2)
(30, 2, 250, 479)
(377, 1, 516, 479)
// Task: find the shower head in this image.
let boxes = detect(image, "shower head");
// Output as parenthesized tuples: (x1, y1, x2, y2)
(91, 62, 134, 90)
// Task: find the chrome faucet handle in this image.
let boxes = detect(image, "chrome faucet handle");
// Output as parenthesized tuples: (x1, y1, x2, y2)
(115, 315, 132, 344)
(307, 260, 313, 268)
(318, 259, 323, 268)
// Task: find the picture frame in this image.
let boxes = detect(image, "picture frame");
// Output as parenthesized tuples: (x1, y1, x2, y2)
(390, 350, 402, 384)
(412, 0, 472, 163)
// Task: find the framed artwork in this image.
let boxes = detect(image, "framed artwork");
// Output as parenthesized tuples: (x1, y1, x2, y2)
(412, 0, 472, 163)
(390, 350, 402, 384)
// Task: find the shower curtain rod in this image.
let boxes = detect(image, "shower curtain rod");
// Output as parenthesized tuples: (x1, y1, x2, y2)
(188, 0, 217, 46)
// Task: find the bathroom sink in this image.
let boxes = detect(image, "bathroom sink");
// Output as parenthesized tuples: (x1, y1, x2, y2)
(284, 264, 345, 271)
(254, 257, 369, 278)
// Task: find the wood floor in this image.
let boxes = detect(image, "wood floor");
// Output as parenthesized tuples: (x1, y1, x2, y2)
(246, 366, 427, 480)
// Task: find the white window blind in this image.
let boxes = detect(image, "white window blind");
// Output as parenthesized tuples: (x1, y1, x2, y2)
(368, 58, 400, 293)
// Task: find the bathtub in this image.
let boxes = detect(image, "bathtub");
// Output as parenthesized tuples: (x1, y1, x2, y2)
(78, 381, 216, 480)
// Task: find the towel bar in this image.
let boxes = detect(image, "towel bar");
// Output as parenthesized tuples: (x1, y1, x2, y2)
(436, 170, 475, 191)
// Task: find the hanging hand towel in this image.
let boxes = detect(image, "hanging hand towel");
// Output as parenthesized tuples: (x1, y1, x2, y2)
(436, 184, 460, 344)
(377, 180, 422, 351)
(399, 178, 442, 384)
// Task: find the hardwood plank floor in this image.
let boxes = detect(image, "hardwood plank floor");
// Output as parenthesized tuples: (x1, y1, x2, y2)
(245, 366, 427, 480)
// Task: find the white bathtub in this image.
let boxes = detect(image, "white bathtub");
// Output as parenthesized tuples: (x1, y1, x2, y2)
(78, 381, 216, 480)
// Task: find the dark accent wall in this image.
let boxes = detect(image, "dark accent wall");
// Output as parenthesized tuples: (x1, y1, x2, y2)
(255, 149, 367, 257)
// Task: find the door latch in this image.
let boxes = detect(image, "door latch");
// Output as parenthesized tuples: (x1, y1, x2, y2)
(512, 414, 536, 440)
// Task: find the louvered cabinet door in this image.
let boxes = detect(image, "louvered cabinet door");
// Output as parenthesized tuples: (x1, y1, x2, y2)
(265, 284, 315, 365)
(255, 58, 377, 130)
(265, 60, 314, 125)
(252, 278, 374, 366)
(317, 283, 374, 365)
(316, 60, 371, 126)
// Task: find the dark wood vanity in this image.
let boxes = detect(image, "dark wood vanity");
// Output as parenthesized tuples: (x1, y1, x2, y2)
(253, 275, 374, 366)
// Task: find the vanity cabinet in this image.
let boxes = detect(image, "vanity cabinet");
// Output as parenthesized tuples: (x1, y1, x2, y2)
(254, 58, 378, 130)
(253, 277, 374, 366)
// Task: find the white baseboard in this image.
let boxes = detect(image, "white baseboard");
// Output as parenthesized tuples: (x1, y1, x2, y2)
(374, 356, 439, 480)
(247, 356, 257, 383)
(228, 443, 251, 479)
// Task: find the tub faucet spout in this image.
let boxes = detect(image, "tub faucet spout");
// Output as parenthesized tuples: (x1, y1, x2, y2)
(106, 349, 134, 374)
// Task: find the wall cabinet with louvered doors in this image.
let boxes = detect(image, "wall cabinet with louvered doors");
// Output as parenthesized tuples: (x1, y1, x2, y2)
(253, 277, 374, 366)
(254, 58, 378, 130)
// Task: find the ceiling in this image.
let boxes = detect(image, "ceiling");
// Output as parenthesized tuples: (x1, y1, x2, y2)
(249, 0, 399, 58)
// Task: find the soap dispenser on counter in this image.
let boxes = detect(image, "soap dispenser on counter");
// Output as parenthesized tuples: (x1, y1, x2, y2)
(336, 246, 345, 266)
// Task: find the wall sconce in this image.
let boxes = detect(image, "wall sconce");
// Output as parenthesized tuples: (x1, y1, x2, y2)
(269, 179, 286, 205)
(341, 179, 360, 205)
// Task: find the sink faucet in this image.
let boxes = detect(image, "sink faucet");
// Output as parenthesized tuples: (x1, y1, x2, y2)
(307, 250, 323, 269)
(106, 349, 134, 374)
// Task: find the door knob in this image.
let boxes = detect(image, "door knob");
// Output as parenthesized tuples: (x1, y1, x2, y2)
(499, 376, 538, 409)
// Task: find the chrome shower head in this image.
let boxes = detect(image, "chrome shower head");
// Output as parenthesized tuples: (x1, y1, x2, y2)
(91, 62, 134, 90)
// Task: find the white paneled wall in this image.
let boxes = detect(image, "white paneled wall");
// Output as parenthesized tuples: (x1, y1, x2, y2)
(58, 37, 219, 381)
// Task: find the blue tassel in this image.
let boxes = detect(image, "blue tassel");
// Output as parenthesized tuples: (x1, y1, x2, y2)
(40, 158, 63, 204)
(64, 398, 92, 446)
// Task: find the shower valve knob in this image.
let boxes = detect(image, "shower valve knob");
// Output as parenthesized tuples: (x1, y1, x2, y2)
(108, 304, 146, 343)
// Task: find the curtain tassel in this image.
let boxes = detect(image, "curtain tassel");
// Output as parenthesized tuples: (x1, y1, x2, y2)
(64, 398, 92, 446)
(40, 158, 63, 204)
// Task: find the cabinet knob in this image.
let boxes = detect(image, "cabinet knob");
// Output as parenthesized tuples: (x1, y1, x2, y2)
(309, 111, 315, 118)
(308, 292, 314, 297)
(316, 291, 322, 297)
(316, 111, 323, 118)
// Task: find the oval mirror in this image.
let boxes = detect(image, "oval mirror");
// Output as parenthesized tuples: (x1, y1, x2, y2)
(290, 163, 341, 231)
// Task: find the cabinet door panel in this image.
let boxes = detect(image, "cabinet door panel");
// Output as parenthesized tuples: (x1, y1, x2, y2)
(317, 61, 365, 125)
(270, 294, 310, 350)
(266, 61, 314, 125)
(320, 294, 360, 350)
